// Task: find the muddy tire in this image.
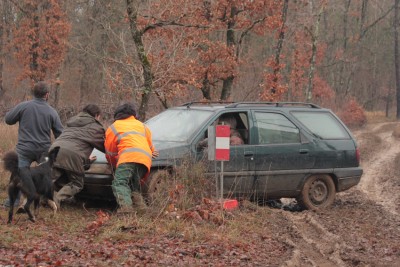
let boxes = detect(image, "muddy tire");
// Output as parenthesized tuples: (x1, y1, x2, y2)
(297, 174, 336, 210)
(142, 169, 170, 204)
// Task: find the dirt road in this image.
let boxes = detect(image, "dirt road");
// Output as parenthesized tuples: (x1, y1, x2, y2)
(274, 122, 400, 266)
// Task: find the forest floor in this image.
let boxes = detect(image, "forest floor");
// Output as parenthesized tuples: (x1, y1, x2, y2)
(0, 121, 399, 266)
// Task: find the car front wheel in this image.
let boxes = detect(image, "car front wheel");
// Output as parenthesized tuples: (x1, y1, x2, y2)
(297, 174, 336, 210)
(142, 169, 170, 204)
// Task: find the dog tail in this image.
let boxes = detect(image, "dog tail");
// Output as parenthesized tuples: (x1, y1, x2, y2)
(3, 151, 19, 173)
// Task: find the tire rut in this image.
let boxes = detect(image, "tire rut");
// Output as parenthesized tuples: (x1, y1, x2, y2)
(356, 125, 400, 216)
(280, 211, 347, 267)
(281, 122, 400, 266)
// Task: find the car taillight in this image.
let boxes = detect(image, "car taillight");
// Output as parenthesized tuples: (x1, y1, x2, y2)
(356, 148, 361, 165)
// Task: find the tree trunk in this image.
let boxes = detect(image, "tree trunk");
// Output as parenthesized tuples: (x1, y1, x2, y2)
(305, 5, 324, 102)
(0, 0, 4, 97)
(54, 72, 61, 109)
(220, 5, 237, 101)
(386, 88, 391, 118)
(126, 0, 153, 121)
(334, 0, 351, 99)
(201, 71, 212, 100)
(395, 0, 400, 119)
(79, 63, 90, 106)
(359, 0, 368, 36)
(31, 13, 40, 82)
(271, 0, 289, 98)
(220, 76, 233, 100)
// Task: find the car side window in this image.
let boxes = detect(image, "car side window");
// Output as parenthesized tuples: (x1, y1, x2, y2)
(254, 112, 300, 144)
(291, 111, 350, 139)
(218, 112, 249, 145)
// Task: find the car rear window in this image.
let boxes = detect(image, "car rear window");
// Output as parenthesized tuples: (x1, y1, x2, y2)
(291, 111, 350, 139)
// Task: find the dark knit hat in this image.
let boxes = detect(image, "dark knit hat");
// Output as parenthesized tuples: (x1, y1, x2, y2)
(113, 103, 137, 120)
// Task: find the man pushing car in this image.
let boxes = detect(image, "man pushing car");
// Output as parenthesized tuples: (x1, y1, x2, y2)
(105, 103, 159, 214)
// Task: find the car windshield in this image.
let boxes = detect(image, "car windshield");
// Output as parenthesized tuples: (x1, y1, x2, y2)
(146, 109, 213, 142)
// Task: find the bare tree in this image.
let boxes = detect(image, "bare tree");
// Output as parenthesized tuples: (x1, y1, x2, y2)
(271, 0, 289, 97)
(0, 0, 11, 99)
(126, 0, 153, 120)
(395, 0, 400, 119)
(306, 3, 325, 102)
(0, 1, 5, 98)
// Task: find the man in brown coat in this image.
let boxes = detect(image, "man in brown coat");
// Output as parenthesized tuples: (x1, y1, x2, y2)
(49, 104, 105, 208)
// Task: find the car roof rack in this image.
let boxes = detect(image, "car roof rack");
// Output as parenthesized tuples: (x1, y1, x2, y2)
(181, 101, 234, 108)
(226, 102, 321, 109)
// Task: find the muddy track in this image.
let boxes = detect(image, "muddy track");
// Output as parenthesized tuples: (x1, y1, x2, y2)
(281, 211, 347, 267)
(355, 123, 400, 216)
(275, 122, 400, 266)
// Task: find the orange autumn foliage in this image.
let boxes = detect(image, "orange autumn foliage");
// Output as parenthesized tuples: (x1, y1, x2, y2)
(138, 0, 283, 102)
(10, 0, 70, 83)
(336, 99, 367, 128)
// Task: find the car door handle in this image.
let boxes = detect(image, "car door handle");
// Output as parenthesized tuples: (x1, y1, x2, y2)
(299, 149, 309, 154)
(244, 151, 254, 160)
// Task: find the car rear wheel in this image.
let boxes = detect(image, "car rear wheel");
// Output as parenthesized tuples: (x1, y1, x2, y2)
(297, 174, 336, 210)
(142, 169, 170, 204)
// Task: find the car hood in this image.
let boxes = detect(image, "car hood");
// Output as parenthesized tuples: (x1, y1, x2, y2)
(87, 141, 191, 172)
(153, 140, 187, 151)
(86, 149, 112, 175)
(151, 140, 191, 167)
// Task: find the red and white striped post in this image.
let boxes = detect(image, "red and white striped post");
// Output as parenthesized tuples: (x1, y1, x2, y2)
(215, 125, 230, 199)
(215, 125, 230, 161)
(207, 124, 238, 210)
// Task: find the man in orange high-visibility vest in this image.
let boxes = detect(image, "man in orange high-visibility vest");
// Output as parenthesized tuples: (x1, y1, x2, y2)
(105, 103, 159, 214)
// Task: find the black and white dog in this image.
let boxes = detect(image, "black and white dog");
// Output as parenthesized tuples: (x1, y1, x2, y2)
(3, 148, 59, 223)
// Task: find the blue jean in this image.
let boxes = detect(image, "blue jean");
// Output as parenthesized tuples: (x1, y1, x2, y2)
(17, 148, 48, 167)
(18, 153, 34, 168)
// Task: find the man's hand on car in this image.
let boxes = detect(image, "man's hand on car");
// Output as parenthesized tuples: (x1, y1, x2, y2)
(152, 150, 159, 159)
(89, 155, 97, 163)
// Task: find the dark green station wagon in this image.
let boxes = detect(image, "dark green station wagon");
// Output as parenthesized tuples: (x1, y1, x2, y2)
(83, 102, 363, 210)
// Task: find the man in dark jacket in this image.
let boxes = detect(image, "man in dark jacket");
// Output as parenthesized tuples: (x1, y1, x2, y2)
(4, 81, 63, 207)
(49, 104, 105, 208)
